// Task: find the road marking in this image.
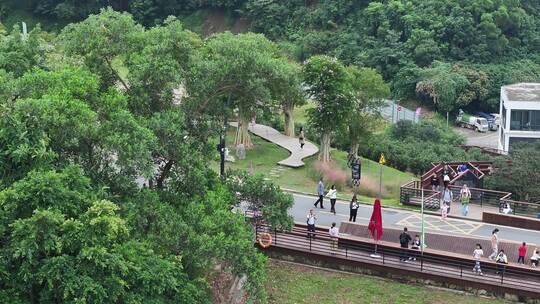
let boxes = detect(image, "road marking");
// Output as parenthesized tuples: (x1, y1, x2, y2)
(396, 214, 483, 235)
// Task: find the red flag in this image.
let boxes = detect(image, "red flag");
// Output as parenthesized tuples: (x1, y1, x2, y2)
(368, 198, 383, 241)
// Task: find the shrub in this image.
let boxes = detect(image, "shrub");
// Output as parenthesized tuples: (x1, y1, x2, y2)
(313, 160, 347, 190)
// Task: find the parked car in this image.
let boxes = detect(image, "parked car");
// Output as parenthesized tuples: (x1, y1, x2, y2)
(475, 111, 499, 131)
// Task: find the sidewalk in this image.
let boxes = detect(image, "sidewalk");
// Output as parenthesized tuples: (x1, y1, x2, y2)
(229, 122, 318, 168)
(290, 193, 540, 245)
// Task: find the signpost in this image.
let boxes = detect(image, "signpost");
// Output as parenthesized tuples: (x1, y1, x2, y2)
(378, 153, 386, 198)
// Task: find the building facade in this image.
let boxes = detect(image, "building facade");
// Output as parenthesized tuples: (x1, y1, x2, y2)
(499, 83, 540, 153)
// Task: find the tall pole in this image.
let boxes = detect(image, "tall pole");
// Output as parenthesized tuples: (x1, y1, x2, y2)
(421, 187, 425, 254)
(219, 132, 225, 177)
(378, 163, 383, 198)
(220, 95, 231, 177)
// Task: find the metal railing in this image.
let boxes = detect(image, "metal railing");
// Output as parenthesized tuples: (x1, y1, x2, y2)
(400, 181, 440, 209)
(255, 224, 540, 292)
(401, 179, 540, 218)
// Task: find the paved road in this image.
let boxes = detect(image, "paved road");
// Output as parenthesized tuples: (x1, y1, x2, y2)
(455, 127, 499, 149)
(291, 193, 540, 245)
(229, 122, 318, 168)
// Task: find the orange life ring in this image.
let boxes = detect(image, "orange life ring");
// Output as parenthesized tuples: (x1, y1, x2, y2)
(258, 232, 272, 248)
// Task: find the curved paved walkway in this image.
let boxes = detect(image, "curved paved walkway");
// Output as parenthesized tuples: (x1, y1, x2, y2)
(230, 122, 318, 168)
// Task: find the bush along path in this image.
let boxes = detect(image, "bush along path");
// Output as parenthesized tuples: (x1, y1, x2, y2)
(229, 122, 318, 168)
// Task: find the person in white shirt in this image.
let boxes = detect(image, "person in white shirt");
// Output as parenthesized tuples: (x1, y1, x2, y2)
(489, 228, 500, 260)
(306, 209, 317, 238)
(442, 186, 453, 214)
(328, 222, 339, 253)
(327, 185, 338, 215)
(502, 202, 512, 214)
(530, 248, 540, 267)
(473, 243, 484, 276)
(349, 195, 359, 222)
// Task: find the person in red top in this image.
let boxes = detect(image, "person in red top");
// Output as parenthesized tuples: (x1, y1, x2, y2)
(518, 242, 527, 264)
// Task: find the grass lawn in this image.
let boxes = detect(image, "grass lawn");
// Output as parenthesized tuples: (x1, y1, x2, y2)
(266, 260, 507, 304)
(223, 127, 417, 209)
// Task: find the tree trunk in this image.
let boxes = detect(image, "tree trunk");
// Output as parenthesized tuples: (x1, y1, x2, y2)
(283, 104, 295, 137)
(234, 115, 253, 148)
(350, 140, 360, 158)
(319, 132, 331, 162)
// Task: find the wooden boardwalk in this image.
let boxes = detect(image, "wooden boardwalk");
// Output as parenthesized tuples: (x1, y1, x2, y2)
(230, 122, 318, 168)
(256, 224, 540, 300)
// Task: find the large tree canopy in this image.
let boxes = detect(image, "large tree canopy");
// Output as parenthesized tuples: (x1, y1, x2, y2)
(0, 9, 294, 303)
(304, 55, 353, 162)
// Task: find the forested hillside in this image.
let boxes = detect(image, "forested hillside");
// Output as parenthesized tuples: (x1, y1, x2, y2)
(2, 0, 540, 112)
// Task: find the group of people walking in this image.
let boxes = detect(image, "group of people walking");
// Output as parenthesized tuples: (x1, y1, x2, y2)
(472, 229, 539, 276)
(434, 179, 471, 218)
(313, 178, 360, 221)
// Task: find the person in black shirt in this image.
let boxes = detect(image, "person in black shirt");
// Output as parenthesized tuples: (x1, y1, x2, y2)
(399, 227, 412, 261)
(430, 174, 439, 191)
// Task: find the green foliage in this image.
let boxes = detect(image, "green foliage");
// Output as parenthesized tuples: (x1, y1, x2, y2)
(0, 168, 206, 303)
(1, 8, 299, 302)
(0, 24, 47, 77)
(304, 55, 352, 135)
(225, 171, 294, 230)
(359, 120, 492, 175)
(415, 62, 489, 112)
(485, 143, 540, 201)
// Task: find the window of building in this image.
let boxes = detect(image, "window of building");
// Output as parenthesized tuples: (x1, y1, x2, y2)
(502, 105, 507, 129)
(510, 110, 540, 131)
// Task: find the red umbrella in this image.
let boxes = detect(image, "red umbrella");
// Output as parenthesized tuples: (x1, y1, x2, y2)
(368, 198, 383, 242)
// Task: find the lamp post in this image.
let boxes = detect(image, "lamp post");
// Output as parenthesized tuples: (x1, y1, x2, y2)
(218, 95, 231, 177)
(219, 131, 225, 177)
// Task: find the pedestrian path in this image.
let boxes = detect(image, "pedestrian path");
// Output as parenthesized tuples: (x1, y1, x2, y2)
(229, 122, 318, 168)
(290, 193, 540, 245)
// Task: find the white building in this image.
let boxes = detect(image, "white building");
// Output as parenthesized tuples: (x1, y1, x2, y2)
(499, 83, 540, 153)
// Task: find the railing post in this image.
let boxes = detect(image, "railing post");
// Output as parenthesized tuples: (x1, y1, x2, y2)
(309, 235, 312, 252)
(274, 228, 277, 245)
(345, 246, 348, 258)
(382, 252, 385, 264)
(480, 192, 483, 207)
(501, 266, 505, 284)
(255, 226, 258, 242)
(460, 266, 463, 278)
(420, 256, 423, 271)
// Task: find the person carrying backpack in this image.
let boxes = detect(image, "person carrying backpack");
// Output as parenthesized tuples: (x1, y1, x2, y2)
(399, 227, 412, 262)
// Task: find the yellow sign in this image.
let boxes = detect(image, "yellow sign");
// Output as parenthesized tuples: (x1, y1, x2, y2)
(379, 153, 386, 165)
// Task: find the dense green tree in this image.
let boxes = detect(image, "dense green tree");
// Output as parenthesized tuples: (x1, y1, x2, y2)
(0, 67, 156, 190)
(59, 8, 144, 90)
(0, 24, 47, 78)
(346, 66, 389, 157)
(273, 61, 305, 137)
(0, 167, 208, 303)
(187, 31, 293, 148)
(486, 143, 540, 202)
(416, 62, 488, 113)
(304, 55, 353, 162)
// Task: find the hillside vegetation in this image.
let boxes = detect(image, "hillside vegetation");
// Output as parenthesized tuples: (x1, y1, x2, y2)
(2, 0, 540, 113)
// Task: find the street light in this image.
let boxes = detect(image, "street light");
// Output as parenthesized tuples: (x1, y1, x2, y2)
(218, 95, 232, 177)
